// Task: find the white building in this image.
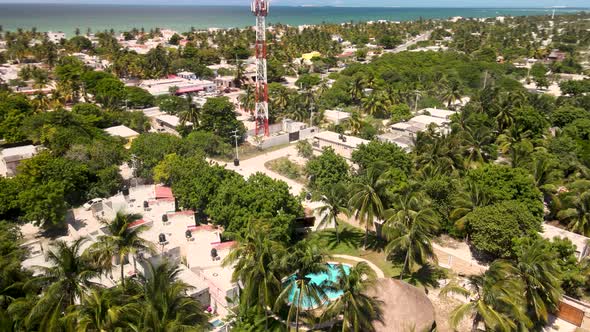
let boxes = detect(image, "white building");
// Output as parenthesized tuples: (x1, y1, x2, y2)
(420, 108, 456, 120)
(324, 109, 351, 125)
(104, 125, 140, 148)
(312, 131, 369, 159)
(0, 145, 38, 177)
(46, 31, 66, 44)
(139, 77, 216, 96)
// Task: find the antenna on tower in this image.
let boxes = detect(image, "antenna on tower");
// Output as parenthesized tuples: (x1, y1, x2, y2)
(251, 0, 270, 137)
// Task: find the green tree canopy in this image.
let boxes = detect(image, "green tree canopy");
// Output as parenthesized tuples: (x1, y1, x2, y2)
(305, 147, 350, 191)
(465, 200, 542, 258)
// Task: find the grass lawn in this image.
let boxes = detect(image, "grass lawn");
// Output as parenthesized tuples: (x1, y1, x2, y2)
(308, 223, 402, 278)
(264, 157, 307, 184)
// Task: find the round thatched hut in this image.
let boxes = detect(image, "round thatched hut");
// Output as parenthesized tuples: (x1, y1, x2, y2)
(365, 278, 436, 332)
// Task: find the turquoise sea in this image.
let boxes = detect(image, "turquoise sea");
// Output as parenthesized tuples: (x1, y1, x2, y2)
(0, 4, 587, 36)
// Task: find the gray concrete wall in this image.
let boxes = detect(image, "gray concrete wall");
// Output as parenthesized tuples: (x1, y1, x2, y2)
(259, 134, 290, 149)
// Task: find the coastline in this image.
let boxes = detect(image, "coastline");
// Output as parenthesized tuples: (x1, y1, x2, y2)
(0, 4, 587, 36)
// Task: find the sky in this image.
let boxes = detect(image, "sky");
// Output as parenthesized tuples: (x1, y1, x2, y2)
(0, 0, 588, 7)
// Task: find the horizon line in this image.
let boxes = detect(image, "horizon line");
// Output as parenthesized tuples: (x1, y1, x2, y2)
(0, 3, 589, 9)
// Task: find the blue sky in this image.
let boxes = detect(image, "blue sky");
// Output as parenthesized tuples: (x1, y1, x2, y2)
(0, 0, 587, 7)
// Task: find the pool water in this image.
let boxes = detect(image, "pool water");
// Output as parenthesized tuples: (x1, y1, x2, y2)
(287, 263, 351, 309)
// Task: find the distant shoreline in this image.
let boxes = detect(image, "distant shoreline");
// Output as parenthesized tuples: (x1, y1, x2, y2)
(0, 4, 587, 36)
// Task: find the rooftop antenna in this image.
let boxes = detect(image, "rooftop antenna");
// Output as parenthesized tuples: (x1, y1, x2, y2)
(252, 0, 270, 136)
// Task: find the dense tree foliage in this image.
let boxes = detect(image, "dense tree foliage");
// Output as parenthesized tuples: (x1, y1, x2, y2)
(465, 201, 542, 258)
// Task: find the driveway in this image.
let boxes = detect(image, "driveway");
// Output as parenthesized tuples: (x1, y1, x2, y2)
(212, 144, 305, 196)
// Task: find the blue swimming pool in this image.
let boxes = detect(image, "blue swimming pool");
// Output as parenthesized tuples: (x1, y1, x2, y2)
(287, 263, 351, 309)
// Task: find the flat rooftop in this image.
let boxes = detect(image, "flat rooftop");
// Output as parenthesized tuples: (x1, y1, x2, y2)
(421, 108, 456, 120)
(104, 125, 139, 138)
(1, 145, 37, 162)
(314, 131, 369, 149)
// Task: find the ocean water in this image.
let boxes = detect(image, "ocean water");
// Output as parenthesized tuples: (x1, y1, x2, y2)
(0, 4, 587, 36)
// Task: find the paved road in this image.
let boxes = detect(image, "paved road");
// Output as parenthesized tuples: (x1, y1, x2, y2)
(212, 144, 305, 196)
(384, 30, 433, 54)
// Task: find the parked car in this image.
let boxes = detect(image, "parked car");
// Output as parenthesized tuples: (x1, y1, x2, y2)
(83, 198, 104, 211)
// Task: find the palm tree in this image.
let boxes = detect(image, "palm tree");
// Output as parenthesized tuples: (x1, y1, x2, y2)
(557, 190, 590, 236)
(440, 261, 530, 331)
(223, 222, 284, 328)
(89, 212, 156, 287)
(178, 94, 201, 127)
(321, 262, 383, 332)
(495, 104, 515, 132)
(349, 163, 388, 249)
(460, 125, 497, 167)
(441, 79, 463, 108)
(345, 111, 363, 135)
(315, 182, 351, 244)
(130, 261, 208, 331)
(348, 76, 365, 104)
(450, 181, 490, 232)
(275, 240, 328, 332)
(65, 287, 135, 331)
(509, 238, 562, 326)
(27, 238, 101, 331)
(31, 92, 50, 112)
(383, 191, 439, 280)
(361, 91, 389, 118)
(238, 85, 255, 115)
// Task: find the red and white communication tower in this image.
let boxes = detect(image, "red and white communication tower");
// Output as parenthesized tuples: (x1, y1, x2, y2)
(251, 0, 270, 136)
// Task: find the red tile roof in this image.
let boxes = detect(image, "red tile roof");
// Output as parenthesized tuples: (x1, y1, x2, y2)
(213, 241, 237, 251)
(155, 186, 174, 199)
(128, 219, 147, 229)
(187, 224, 215, 232)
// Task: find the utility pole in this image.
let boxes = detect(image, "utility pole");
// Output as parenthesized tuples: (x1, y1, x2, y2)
(483, 71, 488, 89)
(414, 90, 420, 113)
(231, 129, 240, 166)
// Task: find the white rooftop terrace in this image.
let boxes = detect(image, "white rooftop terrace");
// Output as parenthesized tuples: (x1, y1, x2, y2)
(314, 130, 369, 149)
(104, 125, 139, 139)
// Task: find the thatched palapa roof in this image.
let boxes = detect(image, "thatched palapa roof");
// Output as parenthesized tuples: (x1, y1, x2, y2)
(365, 278, 436, 332)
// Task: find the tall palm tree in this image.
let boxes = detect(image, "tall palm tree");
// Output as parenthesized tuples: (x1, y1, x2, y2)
(238, 85, 255, 115)
(275, 240, 328, 332)
(441, 79, 463, 108)
(557, 190, 590, 236)
(321, 262, 383, 332)
(440, 261, 530, 331)
(349, 163, 388, 249)
(460, 125, 497, 167)
(178, 94, 201, 127)
(89, 212, 156, 287)
(348, 76, 365, 104)
(223, 222, 284, 328)
(361, 91, 390, 118)
(383, 192, 439, 280)
(315, 182, 351, 244)
(130, 261, 208, 331)
(28, 238, 101, 331)
(509, 239, 562, 326)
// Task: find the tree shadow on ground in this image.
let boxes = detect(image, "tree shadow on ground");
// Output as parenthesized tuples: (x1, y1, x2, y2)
(402, 263, 445, 293)
(311, 225, 387, 253)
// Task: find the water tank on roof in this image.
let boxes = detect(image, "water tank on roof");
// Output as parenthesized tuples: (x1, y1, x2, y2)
(158, 233, 167, 244)
(162, 214, 168, 222)
(185, 230, 192, 239)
